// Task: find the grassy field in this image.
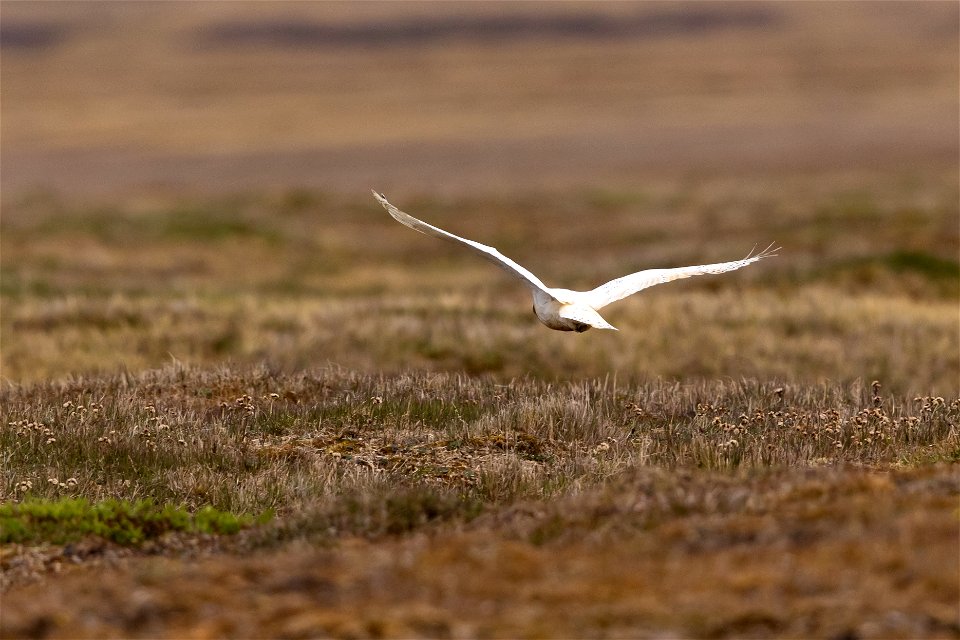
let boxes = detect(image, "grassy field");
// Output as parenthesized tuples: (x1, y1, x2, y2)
(2, 2, 959, 638)
(3, 177, 958, 392)
(2, 176, 958, 638)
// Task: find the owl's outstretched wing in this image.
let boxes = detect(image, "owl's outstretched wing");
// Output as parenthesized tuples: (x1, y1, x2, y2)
(582, 244, 779, 310)
(373, 190, 554, 297)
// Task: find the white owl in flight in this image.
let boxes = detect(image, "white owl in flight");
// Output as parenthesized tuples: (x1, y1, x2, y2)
(373, 191, 777, 333)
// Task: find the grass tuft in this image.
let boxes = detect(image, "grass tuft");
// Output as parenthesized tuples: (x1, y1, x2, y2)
(3, 365, 956, 548)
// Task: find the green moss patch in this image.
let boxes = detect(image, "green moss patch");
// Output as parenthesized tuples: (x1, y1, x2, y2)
(1, 498, 269, 546)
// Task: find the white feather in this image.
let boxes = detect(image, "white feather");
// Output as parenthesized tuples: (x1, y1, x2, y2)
(372, 191, 553, 297)
(580, 244, 780, 310)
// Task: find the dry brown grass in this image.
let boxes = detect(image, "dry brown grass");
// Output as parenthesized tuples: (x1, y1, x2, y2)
(3, 178, 958, 393)
(4, 365, 955, 513)
(2, 159, 958, 640)
(1, 365, 957, 637)
(2, 463, 957, 639)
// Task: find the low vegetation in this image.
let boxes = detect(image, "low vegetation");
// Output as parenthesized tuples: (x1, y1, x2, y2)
(1, 498, 263, 545)
(3, 366, 957, 523)
(2, 363, 958, 637)
(1, 175, 957, 637)
(2, 445, 957, 638)
(2, 1, 957, 633)
(2, 177, 958, 393)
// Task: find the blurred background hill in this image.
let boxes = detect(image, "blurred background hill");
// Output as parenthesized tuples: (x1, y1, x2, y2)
(2, 1, 957, 199)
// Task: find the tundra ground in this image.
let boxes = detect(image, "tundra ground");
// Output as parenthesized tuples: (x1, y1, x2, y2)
(2, 2, 958, 638)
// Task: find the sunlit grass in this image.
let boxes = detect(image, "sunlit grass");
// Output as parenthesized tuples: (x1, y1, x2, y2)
(3, 365, 956, 542)
(2, 178, 958, 393)
(0, 178, 957, 637)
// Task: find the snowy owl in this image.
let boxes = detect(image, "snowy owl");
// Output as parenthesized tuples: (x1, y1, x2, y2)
(373, 190, 777, 333)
